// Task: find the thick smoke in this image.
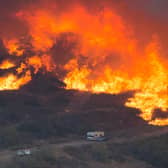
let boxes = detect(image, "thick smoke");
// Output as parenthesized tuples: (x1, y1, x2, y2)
(0, 0, 167, 126)
(0, 0, 168, 48)
(0, 0, 168, 36)
(120, 0, 168, 48)
(0, 0, 167, 73)
(0, 0, 167, 78)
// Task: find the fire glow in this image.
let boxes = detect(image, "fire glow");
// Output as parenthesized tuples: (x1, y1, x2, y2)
(0, 4, 167, 126)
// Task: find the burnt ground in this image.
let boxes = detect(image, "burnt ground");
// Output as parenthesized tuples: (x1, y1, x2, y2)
(0, 74, 148, 148)
(0, 74, 168, 168)
(0, 73, 158, 148)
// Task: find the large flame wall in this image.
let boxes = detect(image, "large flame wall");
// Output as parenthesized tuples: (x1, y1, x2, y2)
(0, 1, 167, 126)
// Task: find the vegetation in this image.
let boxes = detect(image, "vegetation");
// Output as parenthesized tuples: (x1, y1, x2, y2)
(0, 88, 89, 148)
(65, 144, 115, 163)
(2, 147, 89, 168)
(119, 134, 168, 168)
(65, 133, 168, 168)
(1, 131, 168, 167)
(0, 87, 145, 149)
(0, 86, 167, 167)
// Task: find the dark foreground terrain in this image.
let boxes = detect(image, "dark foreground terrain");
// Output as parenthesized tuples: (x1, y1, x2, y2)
(0, 127, 168, 168)
(0, 74, 167, 168)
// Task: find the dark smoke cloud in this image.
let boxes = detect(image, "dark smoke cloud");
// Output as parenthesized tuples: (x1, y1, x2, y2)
(0, 0, 167, 36)
(50, 33, 78, 64)
(0, 0, 31, 38)
(0, 39, 8, 62)
(0, 0, 168, 58)
(152, 109, 168, 120)
(123, 0, 168, 19)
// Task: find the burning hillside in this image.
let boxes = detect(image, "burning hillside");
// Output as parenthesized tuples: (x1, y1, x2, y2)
(0, 0, 167, 126)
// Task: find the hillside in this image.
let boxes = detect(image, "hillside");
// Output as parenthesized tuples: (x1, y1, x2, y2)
(0, 73, 149, 148)
(0, 73, 167, 168)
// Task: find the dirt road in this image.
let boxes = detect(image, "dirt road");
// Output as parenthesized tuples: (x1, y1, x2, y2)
(0, 126, 168, 162)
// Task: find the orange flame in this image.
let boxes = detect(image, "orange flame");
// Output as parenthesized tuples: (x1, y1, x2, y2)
(0, 5, 167, 126)
(4, 39, 24, 56)
(125, 41, 168, 125)
(0, 60, 15, 69)
(28, 56, 43, 74)
(0, 71, 31, 91)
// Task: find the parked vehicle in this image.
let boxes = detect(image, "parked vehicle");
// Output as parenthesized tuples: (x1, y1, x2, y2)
(86, 131, 107, 141)
(16, 149, 32, 156)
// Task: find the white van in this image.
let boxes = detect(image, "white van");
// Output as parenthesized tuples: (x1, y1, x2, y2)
(86, 131, 107, 141)
(16, 149, 32, 156)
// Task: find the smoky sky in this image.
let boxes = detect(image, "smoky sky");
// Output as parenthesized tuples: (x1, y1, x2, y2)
(124, 0, 168, 19)
(0, 0, 167, 30)
(1, 0, 168, 20)
(0, 0, 168, 51)
(1, 0, 168, 18)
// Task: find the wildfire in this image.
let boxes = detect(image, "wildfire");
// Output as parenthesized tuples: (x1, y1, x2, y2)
(28, 56, 43, 74)
(0, 71, 31, 91)
(4, 39, 24, 56)
(0, 4, 167, 126)
(149, 119, 168, 126)
(64, 59, 90, 91)
(0, 60, 15, 69)
(125, 41, 168, 125)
